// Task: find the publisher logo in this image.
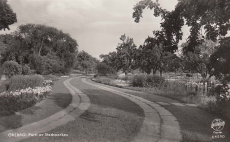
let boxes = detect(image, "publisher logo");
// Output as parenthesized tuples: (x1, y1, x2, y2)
(211, 119, 225, 134)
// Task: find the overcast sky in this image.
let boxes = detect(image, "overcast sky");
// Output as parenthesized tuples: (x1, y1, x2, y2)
(3, 0, 189, 58)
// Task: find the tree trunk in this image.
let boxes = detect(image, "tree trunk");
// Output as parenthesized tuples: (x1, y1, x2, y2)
(159, 70, 163, 77)
(124, 71, 128, 78)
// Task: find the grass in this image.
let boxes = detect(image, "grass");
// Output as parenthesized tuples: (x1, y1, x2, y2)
(0, 80, 8, 93)
(182, 130, 213, 142)
(21, 101, 143, 142)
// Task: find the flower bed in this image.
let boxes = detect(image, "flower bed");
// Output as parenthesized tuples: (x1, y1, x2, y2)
(0, 80, 53, 116)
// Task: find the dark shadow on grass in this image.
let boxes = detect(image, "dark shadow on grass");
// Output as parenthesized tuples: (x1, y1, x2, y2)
(80, 111, 118, 123)
(47, 93, 72, 109)
(80, 111, 101, 123)
(0, 113, 22, 132)
(20, 106, 41, 115)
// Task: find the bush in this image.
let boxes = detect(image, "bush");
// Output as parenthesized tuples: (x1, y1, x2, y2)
(131, 74, 165, 87)
(131, 75, 146, 87)
(8, 75, 44, 91)
(0, 93, 37, 114)
(2, 61, 22, 78)
(42, 74, 59, 81)
(95, 76, 112, 84)
(22, 64, 31, 75)
(145, 75, 165, 87)
(207, 84, 230, 118)
(96, 63, 115, 76)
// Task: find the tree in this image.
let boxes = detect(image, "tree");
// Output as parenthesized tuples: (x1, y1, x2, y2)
(210, 37, 230, 79)
(0, 24, 78, 74)
(75, 51, 99, 74)
(100, 51, 119, 72)
(0, 0, 17, 31)
(133, 0, 230, 53)
(182, 40, 218, 83)
(116, 34, 137, 76)
(137, 37, 176, 75)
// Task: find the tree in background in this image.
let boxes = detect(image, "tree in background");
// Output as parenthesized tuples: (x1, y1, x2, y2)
(182, 40, 218, 83)
(133, 0, 230, 53)
(0, 24, 78, 74)
(75, 51, 99, 74)
(0, 0, 17, 31)
(137, 37, 179, 76)
(100, 51, 119, 73)
(116, 34, 137, 76)
(95, 62, 115, 76)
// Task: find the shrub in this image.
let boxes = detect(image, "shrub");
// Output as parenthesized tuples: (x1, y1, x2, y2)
(145, 75, 165, 87)
(8, 75, 44, 91)
(96, 63, 115, 76)
(95, 76, 112, 84)
(0, 93, 37, 114)
(2, 61, 22, 78)
(131, 75, 146, 87)
(131, 74, 165, 87)
(42, 74, 59, 81)
(207, 84, 230, 118)
(22, 64, 31, 75)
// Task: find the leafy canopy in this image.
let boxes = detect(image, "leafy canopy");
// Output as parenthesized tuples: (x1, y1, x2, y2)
(133, 0, 230, 53)
(0, 0, 17, 30)
(0, 24, 78, 74)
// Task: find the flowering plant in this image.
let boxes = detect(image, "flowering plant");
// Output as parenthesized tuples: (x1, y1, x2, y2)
(43, 79, 53, 86)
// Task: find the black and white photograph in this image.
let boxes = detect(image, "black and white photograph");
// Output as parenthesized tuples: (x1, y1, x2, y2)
(0, 0, 230, 142)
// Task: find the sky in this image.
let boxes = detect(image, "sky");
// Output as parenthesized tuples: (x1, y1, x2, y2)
(3, 0, 189, 59)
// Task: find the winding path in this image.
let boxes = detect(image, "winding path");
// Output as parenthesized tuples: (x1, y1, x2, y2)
(82, 78, 182, 142)
(0, 77, 182, 142)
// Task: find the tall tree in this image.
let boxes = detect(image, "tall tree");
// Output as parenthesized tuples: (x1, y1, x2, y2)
(0, 0, 17, 31)
(116, 34, 137, 76)
(133, 0, 230, 53)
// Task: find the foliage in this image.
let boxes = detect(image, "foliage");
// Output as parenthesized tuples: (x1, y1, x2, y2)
(131, 75, 146, 87)
(94, 76, 112, 84)
(95, 62, 115, 76)
(0, 24, 78, 74)
(2, 61, 22, 78)
(21, 64, 31, 75)
(75, 51, 99, 74)
(115, 34, 137, 75)
(0, 0, 17, 31)
(8, 75, 44, 91)
(131, 74, 165, 87)
(182, 40, 218, 82)
(42, 74, 59, 81)
(100, 51, 119, 72)
(133, 0, 230, 53)
(137, 37, 181, 75)
(99, 34, 137, 76)
(0, 84, 52, 115)
(210, 37, 230, 79)
(207, 83, 230, 118)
